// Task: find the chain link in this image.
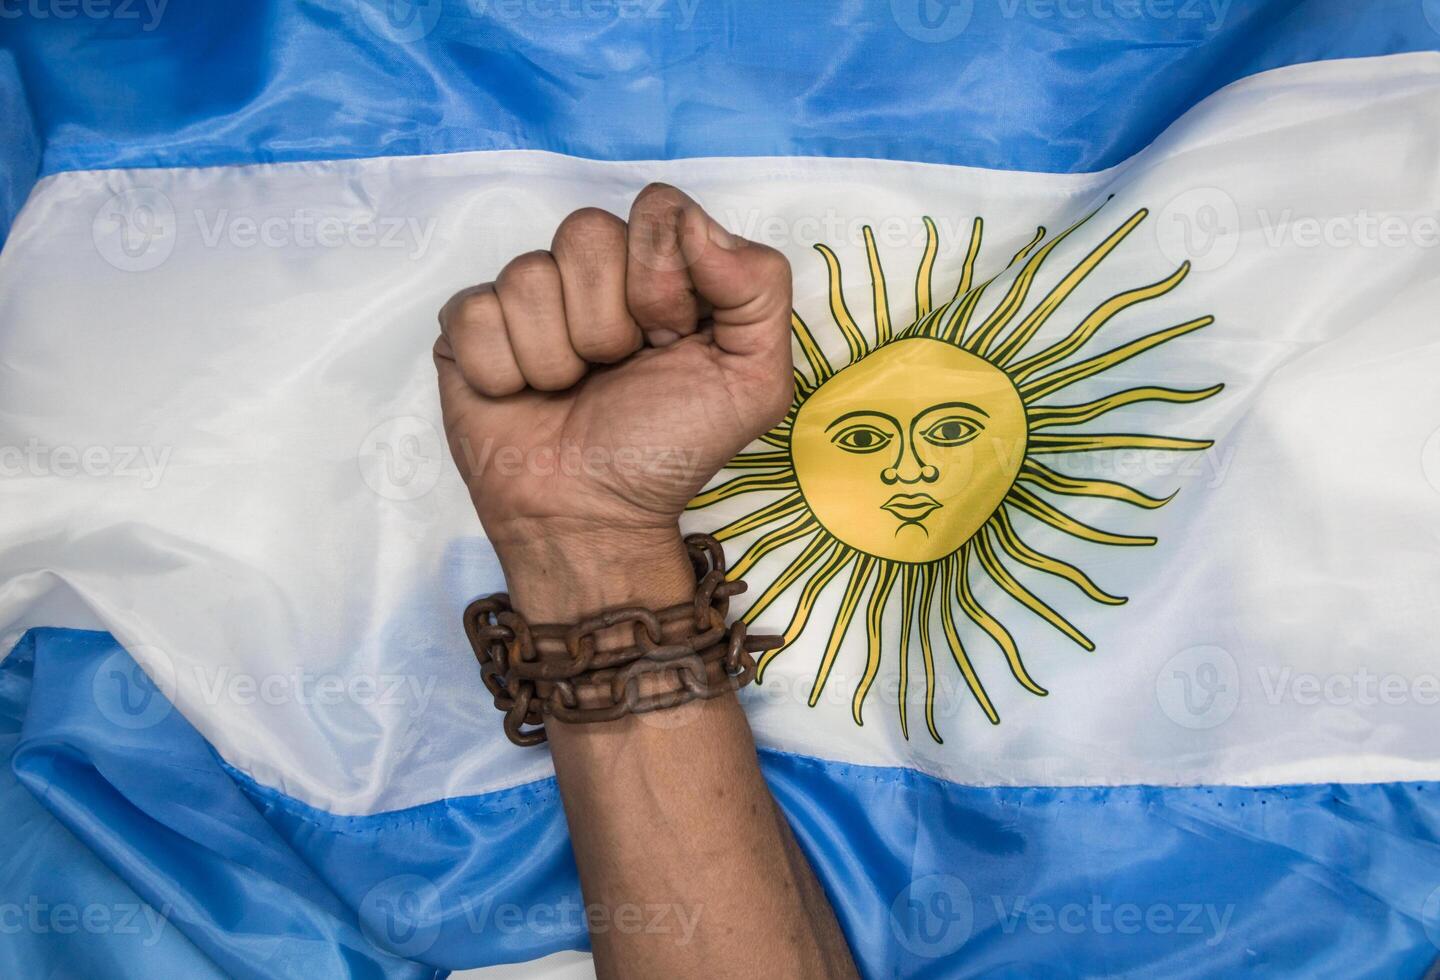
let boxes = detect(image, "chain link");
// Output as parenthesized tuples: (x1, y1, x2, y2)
(464, 533, 781, 746)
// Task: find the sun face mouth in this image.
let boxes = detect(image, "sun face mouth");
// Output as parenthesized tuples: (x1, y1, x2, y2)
(881, 492, 943, 526)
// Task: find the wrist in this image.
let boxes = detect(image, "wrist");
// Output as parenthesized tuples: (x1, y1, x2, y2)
(489, 520, 696, 621)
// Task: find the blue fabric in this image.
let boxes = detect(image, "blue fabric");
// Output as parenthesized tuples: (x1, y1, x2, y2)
(6, 628, 1440, 976)
(1, 0, 1438, 237)
(4, 630, 439, 980)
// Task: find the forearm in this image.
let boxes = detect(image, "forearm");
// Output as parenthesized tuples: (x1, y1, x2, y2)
(504, 532, 858, 979)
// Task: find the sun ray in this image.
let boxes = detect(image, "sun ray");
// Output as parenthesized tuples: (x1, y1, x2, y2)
(810, 554, 876, 706)
(1028, 433, 1215, 454)
(974, 530, 1096, 650)
(1020, 315, 1215, 401)
(897, 564, 918, 740)
(863, 226, 893, 346)
(915, 216, 939, 319)
(989, 208, 1150, 365)
(756, 542, 855, 678)
(1027, 384, 1225, 429)
(813, 243, 870, 362)
(1007, 487, 1157, 547)
(853, 560, 899, 725)
(939, 555, 1000, 723)
(740, 532, 832, 625)
(956, 542, 1047, 696)
(722, 450, 793, 469)
(936, 217, 987, 342)
(697, 205, 1220, 741)
(709, 493, 804, 541)
(689, 471, 798, 508)
(940, 281, 993, 345)
(730, 513, 819, 579)
(991, 509, 1126, 606)
(791, 310, 834, 382)
(1020, 460, 1175, 509)
(1008, 262, 1192, 379)
(968, 203, 1110, 357)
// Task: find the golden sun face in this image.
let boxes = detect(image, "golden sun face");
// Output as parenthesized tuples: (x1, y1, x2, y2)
(792, 338, 1027, 564)
(690, 205, 1223, 743)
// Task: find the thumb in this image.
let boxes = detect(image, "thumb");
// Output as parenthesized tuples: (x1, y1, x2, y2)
(625, 183, 794, 430)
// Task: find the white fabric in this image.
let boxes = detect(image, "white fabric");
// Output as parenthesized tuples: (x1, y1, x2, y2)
(1, 53, 1438, 813)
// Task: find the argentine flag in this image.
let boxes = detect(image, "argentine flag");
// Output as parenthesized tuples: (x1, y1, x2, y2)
(4, 1, 1440, 976)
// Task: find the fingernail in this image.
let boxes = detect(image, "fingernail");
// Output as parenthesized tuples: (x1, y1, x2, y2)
(649, 329, 681, 346)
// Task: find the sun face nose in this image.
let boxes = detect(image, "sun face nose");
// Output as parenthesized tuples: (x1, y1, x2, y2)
(882, 432, 939, 485)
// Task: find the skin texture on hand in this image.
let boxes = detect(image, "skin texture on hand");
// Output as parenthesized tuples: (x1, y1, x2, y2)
(434, 184, 795, 606)
(434, 184, 859, 978)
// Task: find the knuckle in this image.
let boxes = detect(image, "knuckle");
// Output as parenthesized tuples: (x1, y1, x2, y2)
(527, 357, 586, 391)
(454, 289, 500, 331)
(497, 250, 557, 290)
(572, 325, 638, 363)
(750, 243, 793, 283)
(472, 370, 525, 398)
(553, 207, 625, 257)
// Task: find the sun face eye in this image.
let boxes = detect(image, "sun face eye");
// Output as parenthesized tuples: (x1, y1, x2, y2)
(921, 416, 982, 447)
(832, 424, 893, 454)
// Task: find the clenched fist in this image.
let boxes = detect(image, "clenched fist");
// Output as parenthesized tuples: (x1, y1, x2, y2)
(434, 183, 794, 615)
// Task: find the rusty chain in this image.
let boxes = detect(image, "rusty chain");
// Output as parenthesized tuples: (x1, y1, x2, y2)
(464, 533, 782, 746)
